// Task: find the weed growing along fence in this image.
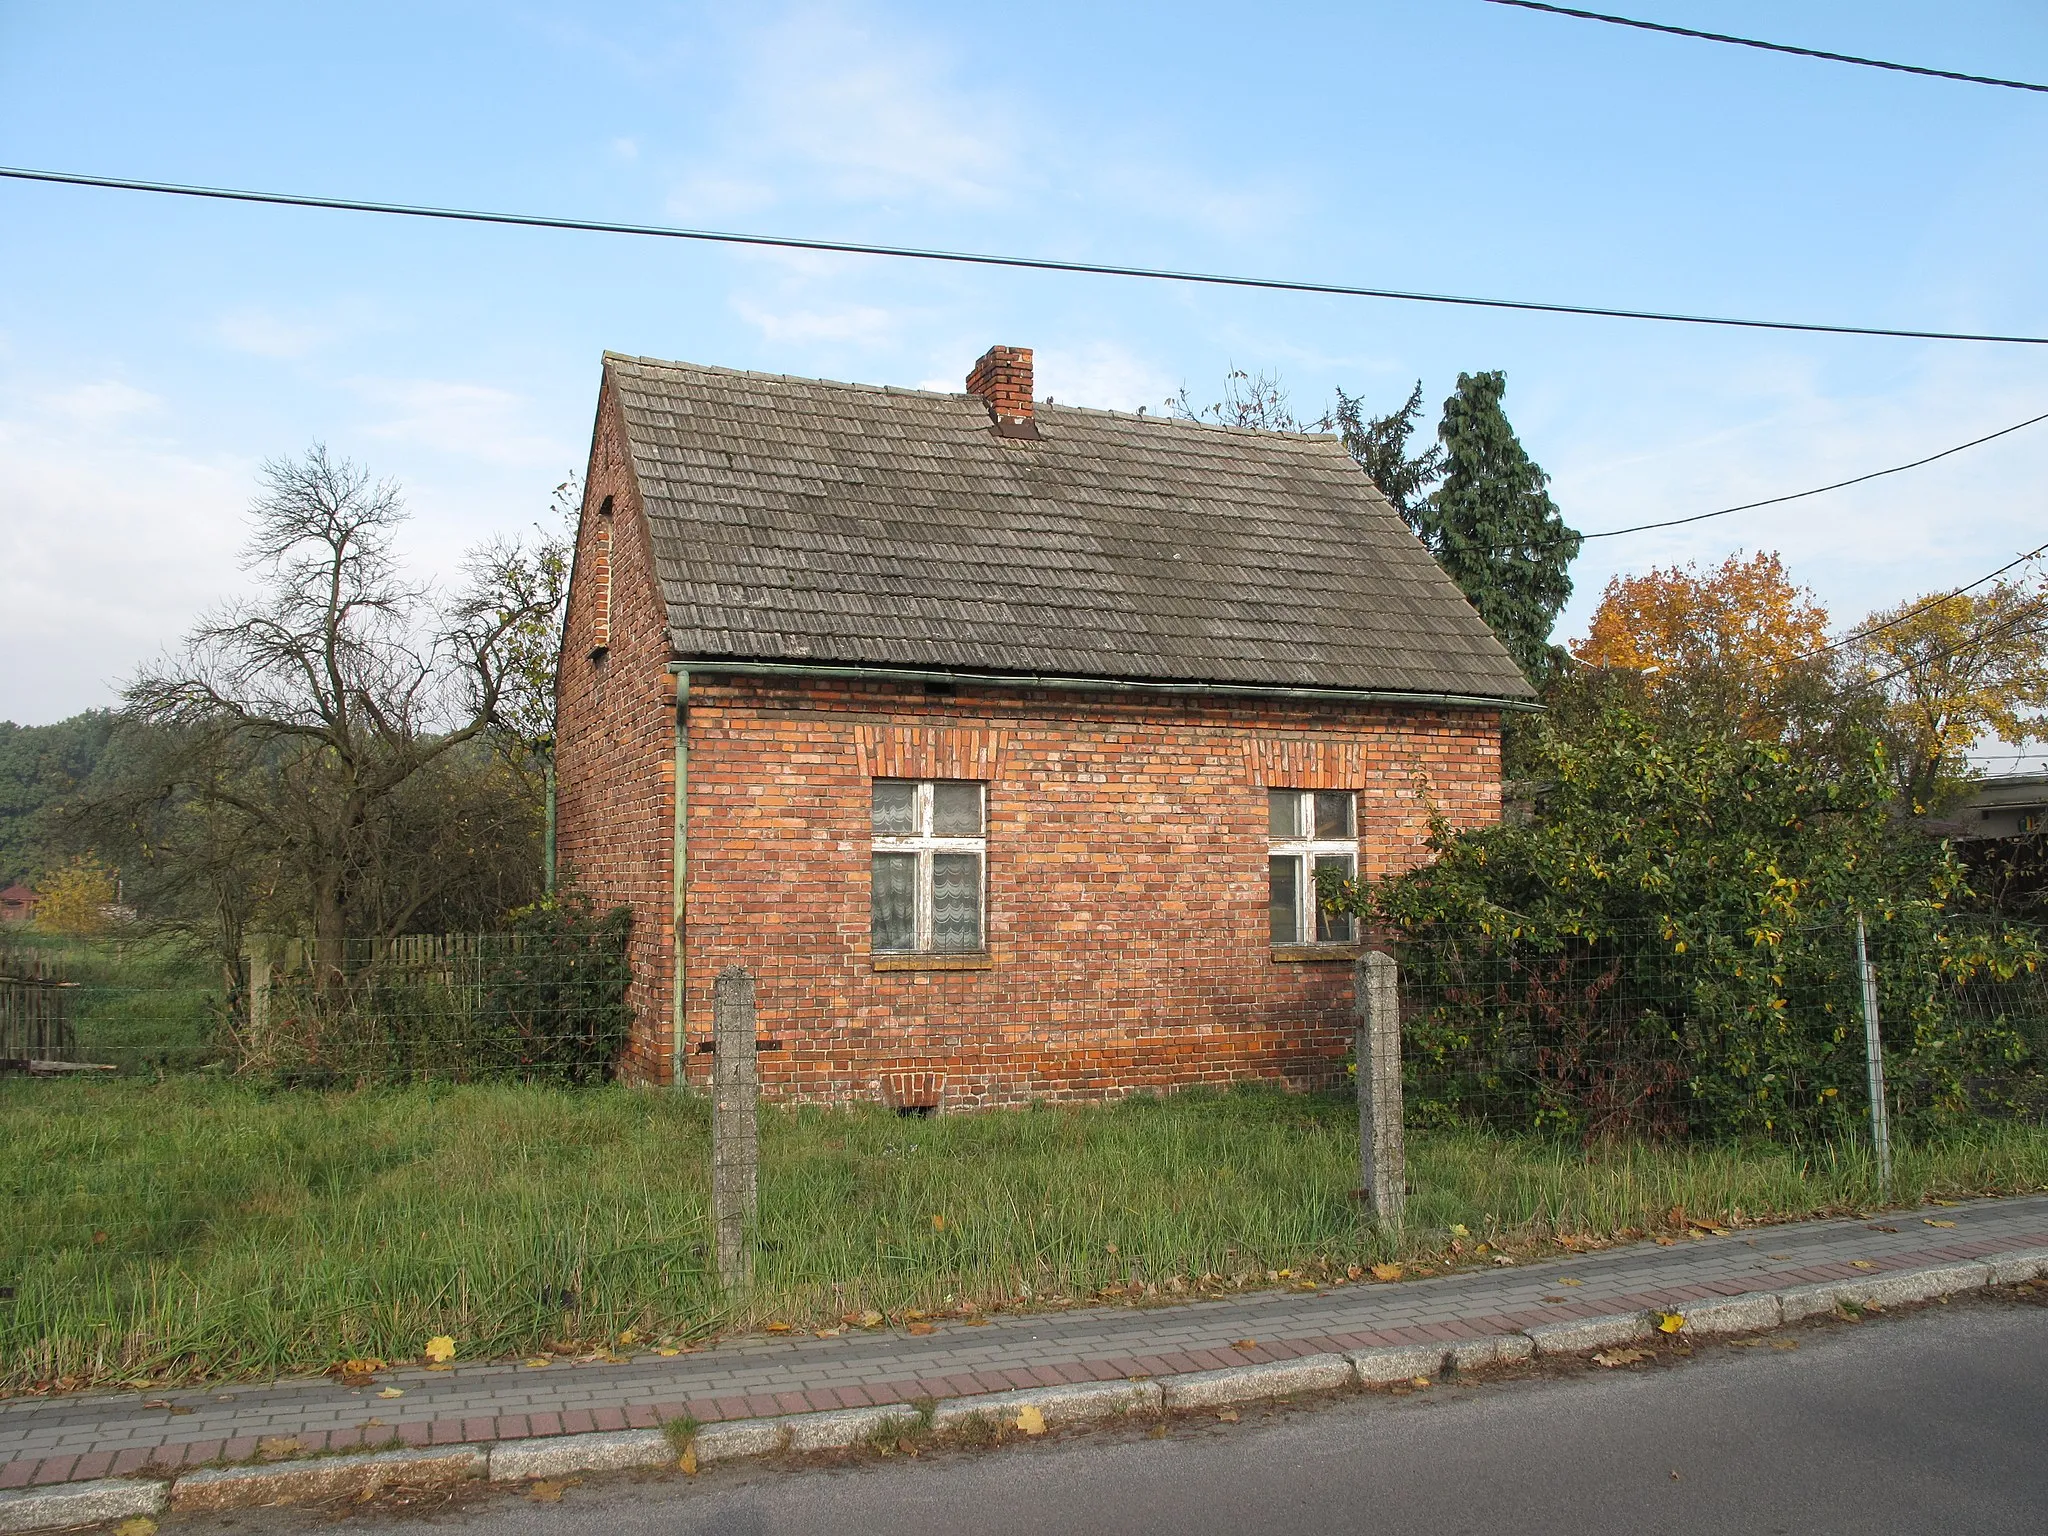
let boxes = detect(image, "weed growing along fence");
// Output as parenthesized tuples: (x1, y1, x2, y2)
(1396, 916, 2047, 1142)
(234, 897, 633, 1085)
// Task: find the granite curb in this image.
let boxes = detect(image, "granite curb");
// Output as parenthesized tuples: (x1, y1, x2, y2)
(3, 1246, 2043, 1532)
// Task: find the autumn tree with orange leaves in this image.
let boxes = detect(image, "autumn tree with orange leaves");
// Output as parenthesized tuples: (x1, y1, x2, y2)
(1572, 551, 1833, 737)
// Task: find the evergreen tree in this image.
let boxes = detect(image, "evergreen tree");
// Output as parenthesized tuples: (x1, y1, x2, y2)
(1330, 381, 1443, 525)
(1416, 371, 1581, 681)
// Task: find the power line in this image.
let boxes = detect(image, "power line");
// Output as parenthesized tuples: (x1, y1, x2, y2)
(1578, 406, 2048, 541)
(5, 164, 2048, 347)
(1806, 540, 2048, 661)
(1484, 1, 2048, 94)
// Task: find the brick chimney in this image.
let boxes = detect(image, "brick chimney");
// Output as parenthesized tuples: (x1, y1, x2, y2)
(966, 345, 1039, 440)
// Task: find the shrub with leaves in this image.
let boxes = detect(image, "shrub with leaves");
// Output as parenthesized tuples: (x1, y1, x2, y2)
(474, 890, 634, 1084)
(1329, 702, 2040, 1138)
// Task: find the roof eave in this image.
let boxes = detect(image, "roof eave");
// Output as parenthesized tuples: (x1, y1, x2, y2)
(663, 655, 1540, 712)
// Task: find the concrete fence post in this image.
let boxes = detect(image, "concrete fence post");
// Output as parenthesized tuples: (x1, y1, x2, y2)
(1354, 949, 1406, 1229)
(1854, 917, 1893, 1200)
(243, 937, 273, 1057)
(711, 966, 759, 1291)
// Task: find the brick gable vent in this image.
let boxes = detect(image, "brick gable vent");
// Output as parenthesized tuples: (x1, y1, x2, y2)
(966, 344, 1039, 440)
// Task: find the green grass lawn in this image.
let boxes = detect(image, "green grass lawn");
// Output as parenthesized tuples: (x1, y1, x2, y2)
(4, 1077, 2044, 1392)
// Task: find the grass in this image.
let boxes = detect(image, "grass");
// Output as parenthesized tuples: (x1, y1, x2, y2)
(3, 1077, 2045, 1392)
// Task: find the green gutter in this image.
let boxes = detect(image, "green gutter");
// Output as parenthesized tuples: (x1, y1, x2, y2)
(671, 671, 689, 1089)
(663, 658, 1540, 712)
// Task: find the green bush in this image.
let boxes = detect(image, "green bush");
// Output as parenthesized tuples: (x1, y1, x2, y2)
(1333, 703, 2042, 1139)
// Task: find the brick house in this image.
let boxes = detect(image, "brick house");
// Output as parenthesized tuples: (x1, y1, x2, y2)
(553, 346, 1534, 1107)
(0, 884, 37, 925)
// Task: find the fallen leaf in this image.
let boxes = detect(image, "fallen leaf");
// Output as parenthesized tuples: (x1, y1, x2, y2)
(859, 1311, 884, 1329)
(1767, 1254, 1792, 1260)
(1232, 1338, 1258, 1350)
(525, 1357, 552, 1368)
(904, 1309, 928, 1322)
(617, 1329, 638, 1346)
(764, 1321, 793, 1333)
(1850, 1260, 1878, 1270)
(1924, 1219, 1958, 1229)
(1928, 1199, 1959, 1207)
(1592, 1347, 1651, 1368)
(1560, 1278, 1584, 1287)
(678, 1446, 699, 1477)
(809, 1332, 839, 1342)
(1215, 1409, 1239, 1423)
(1015, 1404, 1047, 1436)
(337, 1372, 375, 1388)
(113, 1519, 157, 1536)
(1769, 1338, 1799, 1351)
(1542, 1296, 1568, 1305)
(528, 1480, 567, 1503)
(256, 1436, 301, 1460)
(1346, 1264, 1363, 1279)
(1653, 1237, 1676, 1247)
(422, 1336, 456, 1364)
(1656, 1312, 1686, 1334)
(907, 1322, 935, 1336)
(1408, 1376, 1431, 1388)
(1492, 1256, 1516, 1267)
(1450, 1224, 1469, 1238)
(1370, 1263, 1403, 1282)
(1867, 1224, 1900, 1233)
(931, 1215, 946, 1231)
(331, 1357, 386, 1376)
(379, 1387, 405, 1399)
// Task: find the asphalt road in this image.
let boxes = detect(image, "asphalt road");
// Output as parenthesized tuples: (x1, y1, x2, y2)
(195, 1296, 2048, 1536)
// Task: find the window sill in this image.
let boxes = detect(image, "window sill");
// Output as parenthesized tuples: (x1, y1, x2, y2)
(1271, 944, 1361, 963)
(873, 953, 995, 972)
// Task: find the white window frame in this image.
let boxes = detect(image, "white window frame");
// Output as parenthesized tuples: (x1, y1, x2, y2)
(871, 779, 987, 954)
(1268, 788, 1358, 946)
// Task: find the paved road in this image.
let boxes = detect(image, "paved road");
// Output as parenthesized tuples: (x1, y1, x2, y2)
(187, 1297, 2047, 1536)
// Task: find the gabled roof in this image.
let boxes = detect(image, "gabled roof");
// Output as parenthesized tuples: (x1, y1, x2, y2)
(604, 353, 1535, 702)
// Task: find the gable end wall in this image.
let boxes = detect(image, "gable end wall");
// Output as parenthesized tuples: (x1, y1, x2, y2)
(553, 376, 677, 1080)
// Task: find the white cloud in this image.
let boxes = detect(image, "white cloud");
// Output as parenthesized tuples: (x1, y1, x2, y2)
(353, 379, 569, 468)
(212, 307, 338, 360)
(45, 380, 162, 423)
(733, 298, 899, 347)
(0, 403, 251, 724)
(1032, 342, 1178, 414)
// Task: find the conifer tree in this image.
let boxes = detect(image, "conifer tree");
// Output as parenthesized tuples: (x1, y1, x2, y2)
(1416, 371, 1581, 681)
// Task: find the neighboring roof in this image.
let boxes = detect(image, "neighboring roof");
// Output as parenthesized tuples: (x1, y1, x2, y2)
(605, 353, 1535, 702)
(0, 884, 36, 903)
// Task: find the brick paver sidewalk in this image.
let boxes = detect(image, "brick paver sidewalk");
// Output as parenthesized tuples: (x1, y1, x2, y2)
(6, 1192, 2046, 1489)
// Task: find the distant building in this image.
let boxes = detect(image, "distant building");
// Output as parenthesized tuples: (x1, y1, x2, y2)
(0, 884, 38, 924)
(1928, 773, 2048, 840)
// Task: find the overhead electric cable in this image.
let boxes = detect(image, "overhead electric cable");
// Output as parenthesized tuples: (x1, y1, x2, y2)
(1483, 1, 2048, 94)
(1576, 407, 2048, 541)
(4, 164, 2048, 346)
(1804, 539, 2048, 660)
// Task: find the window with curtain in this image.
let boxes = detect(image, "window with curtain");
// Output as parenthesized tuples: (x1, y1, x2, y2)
(870, 779, 986, 954)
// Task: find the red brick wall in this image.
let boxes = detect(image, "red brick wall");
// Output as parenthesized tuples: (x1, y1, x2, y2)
(553, 379, 678, 1081)
(672, 675, 1503, 1107)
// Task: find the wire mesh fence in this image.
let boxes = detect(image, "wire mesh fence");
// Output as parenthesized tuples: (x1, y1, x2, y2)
(0, 909, 633, 1082)
(1395, 915, 2048, 1141)
(234, 927, 633, 1084)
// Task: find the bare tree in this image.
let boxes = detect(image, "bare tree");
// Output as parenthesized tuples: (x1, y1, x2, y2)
(121, 446, 568, 985)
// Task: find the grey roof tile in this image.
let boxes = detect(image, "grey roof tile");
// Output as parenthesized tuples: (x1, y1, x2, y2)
(605, 353, 1534, 700)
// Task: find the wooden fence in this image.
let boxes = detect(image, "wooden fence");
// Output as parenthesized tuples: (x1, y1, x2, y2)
(0, 947, 77, 1065)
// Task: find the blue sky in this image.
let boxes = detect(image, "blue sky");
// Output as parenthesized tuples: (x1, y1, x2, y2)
(3, 2, 2046, 754)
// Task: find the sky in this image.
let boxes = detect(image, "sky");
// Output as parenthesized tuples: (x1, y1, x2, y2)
(2, 2, 2045, 765)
